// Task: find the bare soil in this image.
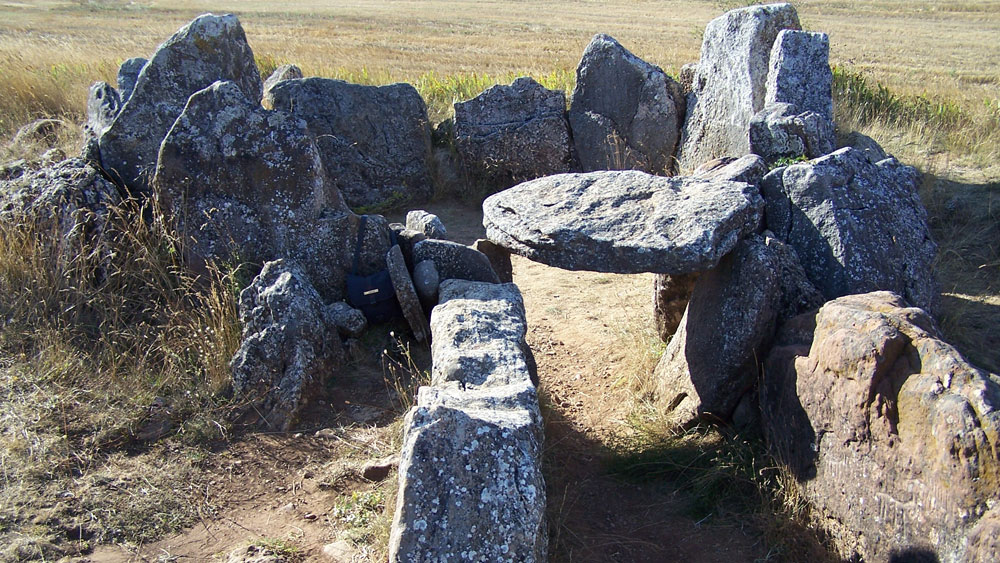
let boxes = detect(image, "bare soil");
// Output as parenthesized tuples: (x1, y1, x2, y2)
(85, 200, 765, 562)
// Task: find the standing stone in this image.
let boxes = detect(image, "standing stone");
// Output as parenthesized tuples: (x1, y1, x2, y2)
(405, 209, 447, 239)
(412, 239, 500, 284)
(654, 235, 781, 425)
(483, 171, 763, 274)
(152, 80, 387, 302)
(569, 34, 684, 174)
(762, 292, 1000, 562)
(266, 78, 433, 211)
(262, 63, 303, 103)
(386, 244, 430, 343)
(116, 57, 147, 104)
(765, 30, 833, 120)
(762, 146, 937, 312)
(678, 3, 800, 171)
(653, 273, 698, 342)
(748, 102, 835, 163)
(99, 14, 262, 193)
(86, 82, 121, 136)
(454, 76, 573, 191)
(231, 260, 343, 431)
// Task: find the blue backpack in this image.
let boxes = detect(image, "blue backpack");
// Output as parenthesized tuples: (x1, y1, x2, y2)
(345, 216, 401, 324)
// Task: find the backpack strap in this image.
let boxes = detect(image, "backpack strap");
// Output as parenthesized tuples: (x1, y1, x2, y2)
(352, 215, 368, 275)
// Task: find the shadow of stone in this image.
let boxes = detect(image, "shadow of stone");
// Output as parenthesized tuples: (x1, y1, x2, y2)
(888, 546, 940, 563)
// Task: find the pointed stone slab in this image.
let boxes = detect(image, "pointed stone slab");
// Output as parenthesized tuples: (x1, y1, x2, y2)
(483, 171, 763, 274)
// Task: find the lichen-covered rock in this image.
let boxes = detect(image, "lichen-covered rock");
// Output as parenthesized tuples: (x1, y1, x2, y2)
(231, 259, 344, 431)
(390, 280, 545, 562)
(262, 63, 303, 104)
(454, 76, 573, 191)
(405, 209, 447, 239)
(483, 171, 763, 274)
(323, 301, 367, 338)
(0, 157, 120, 275)
(86, 82, 120, 137)
(116, 57, 147, 104)
(762, 292, 1000, 562)
(387, 244, 430, 342)
(762, 146, 937, 311)
(765, 30, 833, 120)
(99, 14, 262, 193)
(654, 235, 781, 425)
(266, 77, 433, 210)
(412, 239, 500, 284)
(678, 3, 800, 171)
(152, 80, 387, 301)
(569, 34, 684, 174)
(749, 102, 835, 164)
(762, 232, 825, 322)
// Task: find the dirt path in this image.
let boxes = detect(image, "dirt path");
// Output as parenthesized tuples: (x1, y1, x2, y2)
(88, 200, 764, 562)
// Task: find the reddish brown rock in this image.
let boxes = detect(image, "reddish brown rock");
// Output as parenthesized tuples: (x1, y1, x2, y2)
(762, 291, 1000, 562)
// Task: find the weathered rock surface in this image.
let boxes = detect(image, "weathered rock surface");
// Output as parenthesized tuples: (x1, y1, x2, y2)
(261, 63, 303, 103)
(99, 13, 262, 193)
(454, 76, 573, 190)
(405, 209, 447, 239)
(152, 80, 387, 301)
(749, 102, 835, 163)
(86, 82, 121, 136)
(483, 171, 763, 274)
(569, 34, 684, 174)
(0, 157, 120, 272)
(692, 153, 768, 185)
(762, 146, 937, 311)
(231, 260, 344, 431)
(386, 244, 430, 342)
(266, 78, 433, 210)
(762, 233, 825, 322)
(653, 273, 698, 342)
(323, 301, 367, 338)
(765, 30, 833, 120)
(412, 239, 500, 284)
(412, 259, 440, 309)
(116, 57, 147, 104)
(390, 280, 545, 562)
(654, 235, 781, 425)
(762, 292, 1000, 562)
(678, 3, 800, 170)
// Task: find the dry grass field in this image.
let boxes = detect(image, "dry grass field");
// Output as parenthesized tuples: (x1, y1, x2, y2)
(0, 1, 998, 561)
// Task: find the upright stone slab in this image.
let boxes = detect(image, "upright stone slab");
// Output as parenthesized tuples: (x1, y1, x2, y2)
(454, 76, 573, 191)
(266, 78, 433, 210)
(98, 14, 262, 193)
(654, 235, 781, 425)
(116, 57, 147, 104)
(762, 292, 1000, 562)
(569, 34, 684, 174)
(483, 171, 763, 274)
(765, 30, 833, 120)
(152, 80, 387, 302)
(762, 146, 937, 312)
(390, 280, 546, 562)
(678, 3, 800, 171)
